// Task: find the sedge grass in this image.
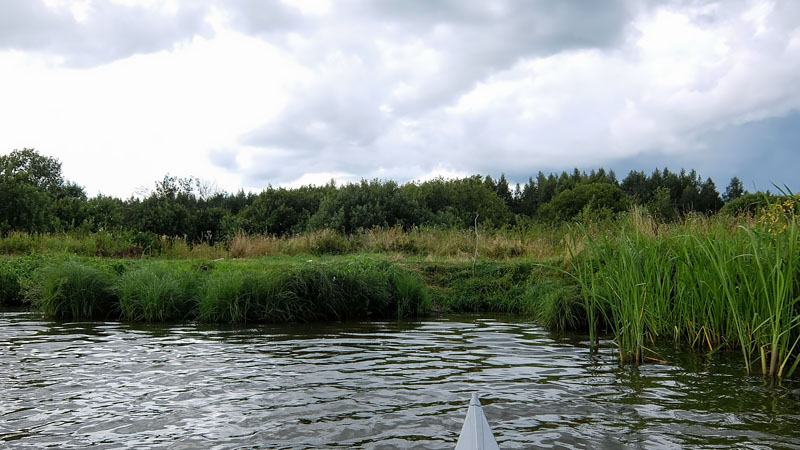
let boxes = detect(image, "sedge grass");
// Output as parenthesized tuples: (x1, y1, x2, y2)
(522, 278, 583, 331)
(33, 260, 118, 320)
(198, 266, 296, 323)
(196, 257, 431, 323)
(116, 262, 199, 322)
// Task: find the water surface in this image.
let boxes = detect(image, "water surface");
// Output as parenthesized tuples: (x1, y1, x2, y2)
(1, 312, 799, 449)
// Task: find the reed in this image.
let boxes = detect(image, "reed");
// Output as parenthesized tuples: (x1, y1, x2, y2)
(570, 199, 800, 376)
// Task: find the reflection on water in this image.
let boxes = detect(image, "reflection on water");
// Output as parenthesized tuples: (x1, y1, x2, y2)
(1, 311, 799, 449)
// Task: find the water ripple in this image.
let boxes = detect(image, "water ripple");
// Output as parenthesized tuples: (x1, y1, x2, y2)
(1, 311, 799, 449)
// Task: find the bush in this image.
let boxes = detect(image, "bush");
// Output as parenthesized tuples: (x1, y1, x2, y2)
(720, 192, 774, 216)
(538, 183, 629, 224)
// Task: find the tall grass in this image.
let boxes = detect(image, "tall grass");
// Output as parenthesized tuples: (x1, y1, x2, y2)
(29, 256, 430, 324)
(571, 203, 800, 377)
(34, 260, 118, 320)
(198, 258, 429, 323)
(0, 261, 22, 306)
(0, 226, 571, 261)
(420, 260, 536, 313)
(198, 267, 293, 323)
(116, 262, 199, 322)
(522, 278, 583, 331)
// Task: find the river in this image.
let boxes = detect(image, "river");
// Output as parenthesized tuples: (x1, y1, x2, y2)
(1, 311, 799, 449)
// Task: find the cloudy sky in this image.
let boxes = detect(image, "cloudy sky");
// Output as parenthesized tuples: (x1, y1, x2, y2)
(1, 0, 799, 197)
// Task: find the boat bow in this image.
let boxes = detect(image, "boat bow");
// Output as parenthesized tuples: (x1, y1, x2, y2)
(455, 393, 500, 450)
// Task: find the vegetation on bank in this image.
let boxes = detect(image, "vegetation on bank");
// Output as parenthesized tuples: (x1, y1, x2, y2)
(3, 148, 799, 378)
(1, 202, 798, 378)
(17, 256, 430, 323)
(1, 148, 753, 243)
(571, 197, 800, 378)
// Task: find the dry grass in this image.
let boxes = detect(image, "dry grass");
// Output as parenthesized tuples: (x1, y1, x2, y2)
(1, 207, 765, 263)
(228, 232, 284, 258)
(221, 226, 570, 261)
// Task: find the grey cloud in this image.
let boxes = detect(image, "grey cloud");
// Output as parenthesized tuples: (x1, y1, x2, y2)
(238, 145, 369, 188)
(244, 84, 392, 151)
(361, 0, 633, 50)
(0, 0, 211, 66)
(220, 0, 307, 36)
(226, 0, 640, 186)
(208, 149, 239, 171)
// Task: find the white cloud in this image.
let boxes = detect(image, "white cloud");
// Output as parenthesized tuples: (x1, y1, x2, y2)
(0, 28, 302, 196)
(1, 0, 799, 195)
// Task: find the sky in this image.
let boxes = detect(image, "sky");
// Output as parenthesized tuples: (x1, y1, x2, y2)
(1, 0, 799, 198)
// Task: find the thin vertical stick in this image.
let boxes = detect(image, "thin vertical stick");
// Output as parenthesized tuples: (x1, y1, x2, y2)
(473, 214, 479, 274)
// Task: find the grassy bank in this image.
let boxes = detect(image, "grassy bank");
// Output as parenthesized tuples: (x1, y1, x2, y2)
(5, 253, 573, 322)
(19, 256, 431, 323)
(3, 206, 799, 378)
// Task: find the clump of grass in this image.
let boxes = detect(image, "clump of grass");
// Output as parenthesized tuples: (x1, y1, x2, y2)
(199, 266, 295, 323)
(305, 229, 353, 256)
(0, 232, 38, 255)
(228, 232, 283, 258)
(198, 258, 429, 323)
(0, 261, 22, 306)
(522, 278, 583, 331)
(116, 262, 199, 322)
(392, 270, 430, 317)
(419, 260, 534, 313)
(160, 239, 227, 260)
(34, 260, 119, 320)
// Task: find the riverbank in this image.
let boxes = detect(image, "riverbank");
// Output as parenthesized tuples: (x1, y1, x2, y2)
(2, 205, 799, 377)
(0, 253, 576, 322)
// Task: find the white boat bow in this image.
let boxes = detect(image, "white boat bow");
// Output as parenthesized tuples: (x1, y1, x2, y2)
(455, 393, 500, 450)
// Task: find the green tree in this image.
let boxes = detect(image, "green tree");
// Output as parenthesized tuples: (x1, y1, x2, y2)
(621, 170, 650, 204)
(309, 179, 419, 233)
(0, 149, 67, 233)
(723, 176, 746, 203)
(697, 178, 723, 213)
(239, 185, 329, 235)
(648, 186, 678, 222)
(495, 174, 513, 205)
(538, 183, 629, 224)
(404, 176, 512, 228)
(0, 148, 64, 194)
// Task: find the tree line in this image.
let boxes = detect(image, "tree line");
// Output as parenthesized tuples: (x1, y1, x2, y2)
(1, 148, 753, 242)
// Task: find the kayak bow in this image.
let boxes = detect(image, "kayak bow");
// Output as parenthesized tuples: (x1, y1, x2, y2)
(455, 393, 500, 450)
